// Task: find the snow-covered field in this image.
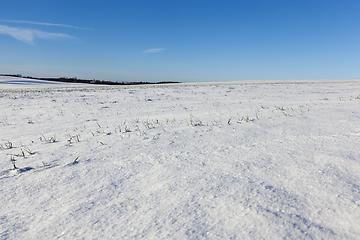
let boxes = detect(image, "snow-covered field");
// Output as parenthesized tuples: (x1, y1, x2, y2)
(1, 76, 360, 239)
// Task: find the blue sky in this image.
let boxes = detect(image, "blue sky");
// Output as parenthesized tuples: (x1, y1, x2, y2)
(1, 0, 360, 82)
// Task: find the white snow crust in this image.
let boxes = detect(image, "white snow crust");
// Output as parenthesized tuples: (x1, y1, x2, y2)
(1, 76, 360, 239)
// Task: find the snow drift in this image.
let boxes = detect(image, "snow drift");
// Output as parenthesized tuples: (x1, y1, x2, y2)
(1, 77, 360, 239)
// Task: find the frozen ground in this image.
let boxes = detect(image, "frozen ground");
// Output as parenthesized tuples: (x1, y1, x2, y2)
(1, 76, 360, 239)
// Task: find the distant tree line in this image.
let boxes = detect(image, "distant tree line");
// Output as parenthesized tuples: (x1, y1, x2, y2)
(0, 74, 181, 85)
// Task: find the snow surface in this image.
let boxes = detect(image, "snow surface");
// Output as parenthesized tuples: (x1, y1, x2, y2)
(1, 76, 360, 239)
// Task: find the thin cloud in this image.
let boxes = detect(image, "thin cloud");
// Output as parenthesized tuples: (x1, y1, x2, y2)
(142, 48, 166, 54)
(0, 19, 93, 30)
(0, 24, 73, 44)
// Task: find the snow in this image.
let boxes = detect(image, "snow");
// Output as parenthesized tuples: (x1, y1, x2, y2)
(1, 76, 360, 239)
